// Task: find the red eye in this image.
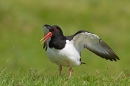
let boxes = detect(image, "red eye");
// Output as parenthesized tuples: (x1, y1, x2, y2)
(54, 28, 57, 31)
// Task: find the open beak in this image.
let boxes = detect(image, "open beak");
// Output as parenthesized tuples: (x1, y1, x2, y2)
(40, 32, 52, 44)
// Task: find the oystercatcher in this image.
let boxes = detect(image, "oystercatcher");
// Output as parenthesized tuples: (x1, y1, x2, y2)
(40, 24, 119, 77)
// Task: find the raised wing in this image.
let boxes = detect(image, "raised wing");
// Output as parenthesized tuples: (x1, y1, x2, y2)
(72, 30, 120, 61)
(42, 25, 51, 50)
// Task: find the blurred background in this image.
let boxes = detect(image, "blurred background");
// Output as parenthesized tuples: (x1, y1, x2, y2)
(0, 0, 130, 76)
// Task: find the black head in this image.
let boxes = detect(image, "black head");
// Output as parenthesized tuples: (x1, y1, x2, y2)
(44, 24, 63, 36)
(40, 24, 64, 43)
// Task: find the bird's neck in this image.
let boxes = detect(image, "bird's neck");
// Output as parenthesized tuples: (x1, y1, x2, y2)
(51, 35, 66, 41)
(49, 34, 66, 50)
(52, 32, 66, 40)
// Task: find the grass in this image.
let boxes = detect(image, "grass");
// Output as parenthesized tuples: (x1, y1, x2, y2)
(0, 0, 130, 85)
(0, 68, 130, 86)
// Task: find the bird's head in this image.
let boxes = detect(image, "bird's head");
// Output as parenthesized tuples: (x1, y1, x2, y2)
(40, 24, 63, 44)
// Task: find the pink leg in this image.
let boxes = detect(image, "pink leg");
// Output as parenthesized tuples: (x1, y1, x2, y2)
(59, 66, 62, 76)
(69, 67, 73, 77)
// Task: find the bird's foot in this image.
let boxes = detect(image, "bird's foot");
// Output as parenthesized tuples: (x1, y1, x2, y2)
(69, 67, 73, 78)
(59, 66, 62, 76)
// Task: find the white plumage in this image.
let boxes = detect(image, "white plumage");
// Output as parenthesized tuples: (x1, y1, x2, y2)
(47, 40, 81, 67)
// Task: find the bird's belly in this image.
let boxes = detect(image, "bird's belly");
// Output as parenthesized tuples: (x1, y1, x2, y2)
(46, 43, 81, 67)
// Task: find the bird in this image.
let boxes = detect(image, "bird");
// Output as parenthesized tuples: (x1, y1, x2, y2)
(40, 24, 120, 77)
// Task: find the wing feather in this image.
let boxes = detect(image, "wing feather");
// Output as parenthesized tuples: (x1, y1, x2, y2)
(72, 30, 119, 61)
(42, 25, 51, 50)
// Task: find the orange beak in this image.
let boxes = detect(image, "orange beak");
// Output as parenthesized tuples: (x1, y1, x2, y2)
(40, 32, 52, 44)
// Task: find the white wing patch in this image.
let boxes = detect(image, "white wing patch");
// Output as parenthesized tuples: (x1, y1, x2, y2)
(72, 31, 119, 61)
(73, 32, 99, 52)
(43, 26, 51, 50)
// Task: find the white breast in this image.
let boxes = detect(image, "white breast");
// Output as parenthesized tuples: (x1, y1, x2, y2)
(46, 40, 81, 67)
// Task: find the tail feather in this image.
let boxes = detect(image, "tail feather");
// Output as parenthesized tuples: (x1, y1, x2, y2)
(81, 62, 86, 64)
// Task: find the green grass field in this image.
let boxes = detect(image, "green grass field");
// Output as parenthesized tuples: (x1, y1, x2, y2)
(0, 68, 130, 86)
(0, 0, 130, 85)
